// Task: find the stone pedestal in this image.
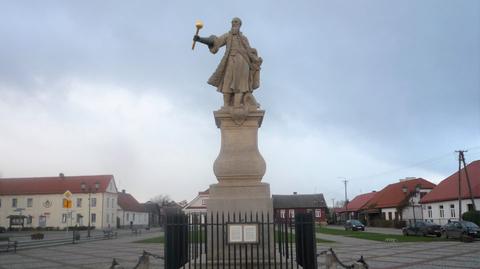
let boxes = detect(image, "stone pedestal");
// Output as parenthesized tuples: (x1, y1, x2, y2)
(212, 109, 266, 182)
(208, 109, 272, 215)
(207, 109, 274, 260)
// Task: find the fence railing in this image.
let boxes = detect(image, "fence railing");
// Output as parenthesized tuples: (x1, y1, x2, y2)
(0, 228, 154, 252)
(165, 211, 318, 269)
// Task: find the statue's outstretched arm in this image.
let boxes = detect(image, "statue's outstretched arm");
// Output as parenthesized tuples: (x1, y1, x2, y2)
(193, 35, 214, 47)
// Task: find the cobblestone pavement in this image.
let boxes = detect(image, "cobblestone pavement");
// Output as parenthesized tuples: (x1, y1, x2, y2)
(0, 232, 164, 269)
(317, 234, 480, 269)
(1, 232, 479, 268)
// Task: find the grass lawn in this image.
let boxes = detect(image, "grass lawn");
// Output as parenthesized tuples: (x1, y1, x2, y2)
(316, 227, 446, 242)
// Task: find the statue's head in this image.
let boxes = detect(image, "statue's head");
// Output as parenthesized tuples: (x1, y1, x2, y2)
(231, 17, 242, 34)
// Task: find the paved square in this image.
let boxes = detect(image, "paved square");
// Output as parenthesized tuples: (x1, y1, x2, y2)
(1, 232, 479, 268)
(316, 234, 480, 269)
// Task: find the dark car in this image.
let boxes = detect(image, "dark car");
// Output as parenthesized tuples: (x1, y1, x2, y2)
(402, 221, 442, 237)
(442, 220, 480, 240)
(344, 220, 365, 231)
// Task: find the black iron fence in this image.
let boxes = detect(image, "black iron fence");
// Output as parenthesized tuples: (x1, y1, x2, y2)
(165, 212, 317, 269)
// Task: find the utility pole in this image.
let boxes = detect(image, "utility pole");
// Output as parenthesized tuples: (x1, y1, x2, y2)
(456, 151, 462, 220)
(331, 198, 335, 223)
(338, 178, 348, 220)
(343, 179, 348, 207)
(456, 150, 476, 215)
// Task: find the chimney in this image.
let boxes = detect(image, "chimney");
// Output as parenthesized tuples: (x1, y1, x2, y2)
(122, 189, 126, 194)
(293, 192, 297, 195)
(399, 177, 416, 182)
(59, 173, 65, 178)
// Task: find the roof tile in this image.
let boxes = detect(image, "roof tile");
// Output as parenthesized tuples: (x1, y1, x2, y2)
(421, 160, 480, 203)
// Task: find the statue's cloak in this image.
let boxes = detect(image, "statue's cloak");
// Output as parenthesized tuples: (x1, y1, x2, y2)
(207, 31, 261, 92)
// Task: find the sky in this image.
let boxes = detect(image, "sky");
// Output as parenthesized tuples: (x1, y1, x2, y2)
(0, 1, 479, 205)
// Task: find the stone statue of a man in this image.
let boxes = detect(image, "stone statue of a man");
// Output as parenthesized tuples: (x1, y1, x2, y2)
(194, 17, 262, 109)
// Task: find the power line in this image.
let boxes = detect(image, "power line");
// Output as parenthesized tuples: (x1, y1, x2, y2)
(350, 147, 480, 182)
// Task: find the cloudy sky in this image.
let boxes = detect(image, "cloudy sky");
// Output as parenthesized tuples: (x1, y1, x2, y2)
(0, 1, 479, 205)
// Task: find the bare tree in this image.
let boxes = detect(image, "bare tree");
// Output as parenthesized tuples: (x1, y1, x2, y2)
(150, 194, 173, 206)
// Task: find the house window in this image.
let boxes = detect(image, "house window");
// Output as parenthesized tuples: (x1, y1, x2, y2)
(107, 198, 110, 208)
(382, 212, 386, 220)
(91, 213, 96, 223)
(394, 212, 398, 220)
(127, 213, 130, 220)
(27, 198, 33, 207)
(289, 209, 295, 218)
(427, 206, 432, 218)
(12, 198, 17, 208)
(76, 214, 82, 224)
(439, 205, 444, 218)
(112, 198, 115, 207)
(280, 210, 285, 218)
(62, 214, 68, 223)
(91, 198, 97, 207)
(107, 214, 110, 224)
(77, 198, 82, 208)
(133, 213, 136, 221)
(201, 199, 206, 205)
(388, 212, 392, 220)
(26, 216, 32, 224)
(450, 204, 455, 218)
(315, 209, 321, 218)
(467, 203, 474, 212)
(0, 198, 2, 208)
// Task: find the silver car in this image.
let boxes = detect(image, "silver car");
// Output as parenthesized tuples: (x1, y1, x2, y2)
(442, 220, 480, 240)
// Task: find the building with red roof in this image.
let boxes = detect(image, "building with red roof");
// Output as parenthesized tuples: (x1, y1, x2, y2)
(335, 191, 377, 222)
(361, 177, 436, 226)
(0, 174, 119, 229)
(420, 160, 480, 225)
(117, 190, 149, 228)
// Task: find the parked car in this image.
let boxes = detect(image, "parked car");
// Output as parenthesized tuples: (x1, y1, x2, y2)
(344, 220, 365, 231)
(0, 227, 6, 233)
(402, 221, 441, 237)
(442, 220, 480, 240)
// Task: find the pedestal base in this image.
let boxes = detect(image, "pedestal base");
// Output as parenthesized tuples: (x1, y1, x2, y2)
(207, 182, 273, 216)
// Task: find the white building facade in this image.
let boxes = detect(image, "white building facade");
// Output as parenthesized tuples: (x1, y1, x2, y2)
(117, 190, 149, 228)
(183, 189, 209, 214)
(0, 175, 118, 229)
(421, 199, 480, 225)
(420, 160, 480, 225)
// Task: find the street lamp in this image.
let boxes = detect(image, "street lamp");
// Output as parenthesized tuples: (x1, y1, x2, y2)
(403, 184, 421, 225)
(81, 181, 100, 238)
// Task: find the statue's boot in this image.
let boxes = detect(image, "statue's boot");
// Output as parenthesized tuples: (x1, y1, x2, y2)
(233, 93, 244, 108)
(221, 93, 232, 110)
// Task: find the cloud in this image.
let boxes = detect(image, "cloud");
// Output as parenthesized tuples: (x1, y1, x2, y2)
(0, 1, 478, 203)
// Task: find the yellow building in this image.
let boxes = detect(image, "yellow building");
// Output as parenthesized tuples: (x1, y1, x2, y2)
(0, 174, 119, 229)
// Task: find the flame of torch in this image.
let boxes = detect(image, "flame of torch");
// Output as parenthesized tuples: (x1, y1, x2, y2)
(192, 20, 204, 50)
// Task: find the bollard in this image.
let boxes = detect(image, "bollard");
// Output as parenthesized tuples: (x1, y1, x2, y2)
(135, 254, 150, 269)
(325, 252, 337, 269)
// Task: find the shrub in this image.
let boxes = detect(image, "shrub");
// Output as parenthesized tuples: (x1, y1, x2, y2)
(462, 211, 480, 226)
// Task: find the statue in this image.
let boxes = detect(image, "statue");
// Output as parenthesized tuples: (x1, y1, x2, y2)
(193, 17, 263, 110)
